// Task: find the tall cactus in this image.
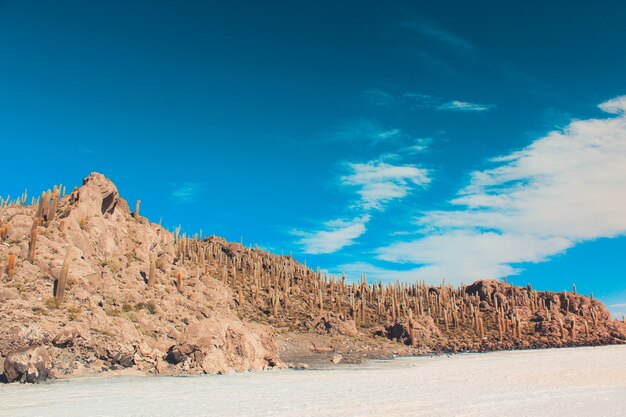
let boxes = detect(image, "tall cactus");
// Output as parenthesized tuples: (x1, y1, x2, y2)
(148, 253, 156, 286)
(6, 254, 16, 278)
(134, 200, 141, 219)
(27, 218, 39, 262)
(55, 247, 73, 305)
(176, 271, 183, 292)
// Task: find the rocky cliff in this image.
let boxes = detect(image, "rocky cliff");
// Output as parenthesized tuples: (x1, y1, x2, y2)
(1, 173, 624, 383)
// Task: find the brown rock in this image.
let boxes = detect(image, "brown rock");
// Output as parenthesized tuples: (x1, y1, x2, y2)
(331, 354, 343, 364)
(312, 313, 358, 337)
(3, 345, 53, 383)
(52, 328, 81, 347)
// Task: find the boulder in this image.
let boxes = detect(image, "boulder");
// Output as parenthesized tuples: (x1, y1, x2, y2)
(385, 316, 441, 346)
(3, 345, 53, 383)
(331, 354, 343, 364)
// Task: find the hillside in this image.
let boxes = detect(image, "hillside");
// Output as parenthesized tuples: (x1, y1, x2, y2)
(1, 173, 625, 383)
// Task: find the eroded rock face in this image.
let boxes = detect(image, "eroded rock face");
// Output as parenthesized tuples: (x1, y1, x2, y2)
(71, 172, 131, 220)
(312, 313, 359, 337)
(4, 345, 53, 383)
(384, 316, 441, 346)
(170, 318, 282, 374)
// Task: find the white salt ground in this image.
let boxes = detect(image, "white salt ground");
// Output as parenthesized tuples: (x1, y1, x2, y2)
(1, 344, 625, 417)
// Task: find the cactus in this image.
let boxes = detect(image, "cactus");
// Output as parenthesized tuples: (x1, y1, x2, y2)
(134, 200, 141, 219)
(27, 218, 39, 262)
(148, 253, 156, 286)
(47, 193, 58, 221)
(176, 271, 183, 292)
(0, 223, 11, 240)
(6, 254, 16, 278)
(55, 247, 72, 305)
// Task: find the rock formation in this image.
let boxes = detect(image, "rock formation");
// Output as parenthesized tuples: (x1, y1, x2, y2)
(0, 173, 279, 382)
(1, 173, 624, 382)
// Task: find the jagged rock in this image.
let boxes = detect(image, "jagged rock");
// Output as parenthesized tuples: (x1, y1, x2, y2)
(52, 328, 81, 347)
(466, 280, 502, 305)
(111, 352, 134, 368)
(165, 344, 200, 365)
(384, 316, 441, 346)
(385, 323, 412, 345)
(312, 313, 358, 337)
(4, 345, 53, 383)
(178, 318, 282, 374)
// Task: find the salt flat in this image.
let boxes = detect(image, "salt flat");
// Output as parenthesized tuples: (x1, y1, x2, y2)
(2, 345, 625, 417)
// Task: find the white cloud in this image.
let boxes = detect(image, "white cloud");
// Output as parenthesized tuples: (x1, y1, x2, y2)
(437, 100, 495, 112)
(598, 96, 626, 115)
(378, 232, 572, 283)
(294, 215, 370, 255)
(341, 160, 431, 210)
(294, 159, 430, 255)
(170, 182, 202, 203)
(372, 95, 626, 285)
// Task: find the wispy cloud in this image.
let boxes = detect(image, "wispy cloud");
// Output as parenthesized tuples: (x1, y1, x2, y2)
(341, 160, 430, 210)
(294, 215, 370, 255)
(401, 93, 495, 113)
(329, 119, 414, 145)
(170, 182, 203, 204)
(361, 89, 397, 106)
(363, 90, 493, 117)
(437, 100, 495, 112)
(293, 158, 430, 255)
(402, 21, 476, 54)
(371, 96, 626, 285)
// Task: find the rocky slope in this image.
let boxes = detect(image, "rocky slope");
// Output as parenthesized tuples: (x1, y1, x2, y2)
(1, 173, 625, 383)
(0, 173, 279, 383)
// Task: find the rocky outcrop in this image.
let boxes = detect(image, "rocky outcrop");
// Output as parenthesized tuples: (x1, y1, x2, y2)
(165, 318, 280, 374)
(312, 313, 358, 337)
(384, 316, 441, 346)
(4, 345, 53, 383)
(0, 173, 281, 382)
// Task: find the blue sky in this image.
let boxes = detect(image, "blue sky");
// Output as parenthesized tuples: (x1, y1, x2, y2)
(2, 1, 626, 314)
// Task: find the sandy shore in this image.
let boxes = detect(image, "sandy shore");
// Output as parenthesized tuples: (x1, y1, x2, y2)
(2, 344, 625, 417)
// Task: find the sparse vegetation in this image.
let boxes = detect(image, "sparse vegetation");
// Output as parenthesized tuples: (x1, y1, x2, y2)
(103, 257, 122, 274)
(135, 301, 157, 314)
